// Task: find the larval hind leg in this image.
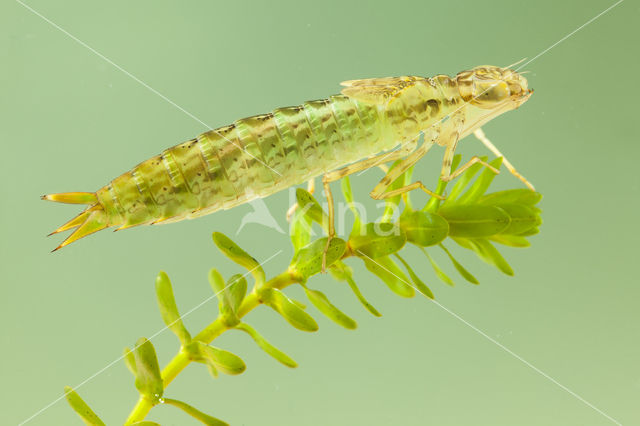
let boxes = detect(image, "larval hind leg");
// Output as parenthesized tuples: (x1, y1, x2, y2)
(317, 136, 421, 271)
(369, 139, 443, 200)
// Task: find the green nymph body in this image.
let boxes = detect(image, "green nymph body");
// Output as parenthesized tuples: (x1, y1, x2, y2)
(44, 66, 532, 250)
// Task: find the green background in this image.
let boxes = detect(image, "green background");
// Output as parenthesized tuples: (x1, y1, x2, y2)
(2, 1, 638, 424)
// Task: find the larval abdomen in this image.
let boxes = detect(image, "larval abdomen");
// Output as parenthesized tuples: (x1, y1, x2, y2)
(96, 94, 392, 227)
(206, 95, 390, 205)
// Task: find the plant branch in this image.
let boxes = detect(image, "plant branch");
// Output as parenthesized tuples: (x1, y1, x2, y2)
(124, 271, 300, 424)
(63, 155, 543, 426)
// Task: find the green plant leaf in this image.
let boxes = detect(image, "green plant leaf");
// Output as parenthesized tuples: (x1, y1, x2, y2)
(123, 347, 137, 376)
(456, 157, 503, 204)
(341, 176, 363, 236)
(296, 188, 327, 229)
(304, 287, 357, 329)
(478, 189, 542, 206)
(130, 422, 161, 425)
(349, 222, 406, 258)
(399, 210, 449, 246)
(381, 160, 405, 221)
(259, 288, 319, 331)
(442, 156, 487, 206)
(208, 269, 246, 326)
(490, 234, 531, 247)
(402, 165, 415, 211)
(420, 248, 454, 286)
(206, 364, 219, 379)
(133, 338, 163, 401)
(235, 322, 298, 368)
(155, 271, 191, 345)
(163, 398, 228, 426)
(207, 268, 226, 299)
(362, 255, 414, 298)
(220, 275, 246, 326)
(289, 298, 307, 310)
(438, 205, 510, 237)
(394, 254, 434, 299)
(517, 227, 540, 237)
(439, 243, 479, 284)
(205, 346, 246, 375)
(290, 207, 313, 252)
(454, 238, 514, 276)
(493, 203, 541, 235)
(64, 386, 106, 426)
(212, 232, 265, 285)
(225, 274, 247, 315)
(341, 175, 355, 205)
(289, 237, 346, 279)
(329, 261, 381, 317)
(424, 154, 462, 212)
(208, 268, 233, 322)
(186, 341, 246, 375)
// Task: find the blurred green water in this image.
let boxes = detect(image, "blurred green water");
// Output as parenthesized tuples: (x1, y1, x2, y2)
(2, 1, 638, 425)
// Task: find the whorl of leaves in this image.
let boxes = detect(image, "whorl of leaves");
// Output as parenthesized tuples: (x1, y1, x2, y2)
(65, 155, 542, 425)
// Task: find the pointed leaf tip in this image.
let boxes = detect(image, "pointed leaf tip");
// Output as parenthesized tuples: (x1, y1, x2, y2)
(493, 203, 541, 236)
(208, 268, 226, 295)
(362, 255, 414, 298)
(439, 244, 479, 284)
(236, 323, 298, 367)
(472, 239, 514, 276)
(456, 156, 503, 204)
(442, 156, 488, 206)
(186, 341, 246, 376)
(212, 232, 265, 285)
(330, 261, 381, 317)
(454, 238, 514, 276)
(490, 234, 531, 247)
(304, 287, 357, 329)
(64, 386, 106, 426)
(163, 398, 229, 426)
(123, 347, 137, 376)
(155, 271, 191, 344)
(394, 254, 434, 299)
(422, 249, 455, 286)
(259, 288, 319, 331)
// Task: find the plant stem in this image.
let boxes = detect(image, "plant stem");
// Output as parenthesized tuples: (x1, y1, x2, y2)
(124, 271, 298, 424)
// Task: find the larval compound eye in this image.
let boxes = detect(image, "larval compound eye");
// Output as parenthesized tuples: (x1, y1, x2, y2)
(471, 80, 510, 108)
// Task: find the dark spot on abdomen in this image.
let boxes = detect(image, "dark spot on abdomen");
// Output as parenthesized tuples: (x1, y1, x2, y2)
(426, 99, 440, 115)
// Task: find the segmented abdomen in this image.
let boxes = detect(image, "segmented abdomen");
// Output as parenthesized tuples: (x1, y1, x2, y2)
(96, 95, 391, 228)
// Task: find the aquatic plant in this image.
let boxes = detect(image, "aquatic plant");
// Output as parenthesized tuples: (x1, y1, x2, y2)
(63, 155, 542, 425)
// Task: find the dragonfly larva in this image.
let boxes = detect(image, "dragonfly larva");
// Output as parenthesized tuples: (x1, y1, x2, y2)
(43, 65, 534, 251)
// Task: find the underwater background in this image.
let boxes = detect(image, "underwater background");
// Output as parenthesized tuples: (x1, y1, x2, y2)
(2, 0, 639, 424)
